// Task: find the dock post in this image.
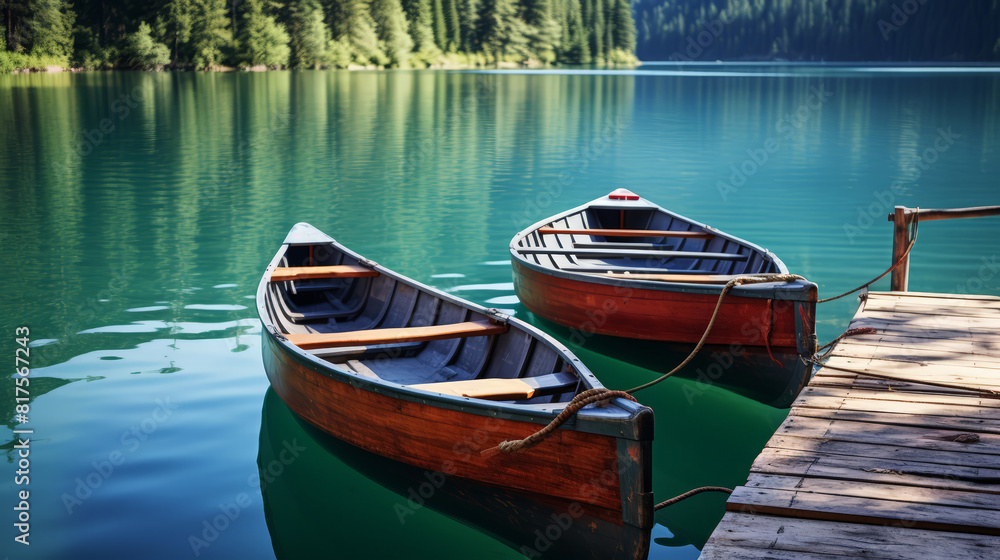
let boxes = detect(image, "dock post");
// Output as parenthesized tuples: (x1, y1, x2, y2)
(889, 205, 912, 292)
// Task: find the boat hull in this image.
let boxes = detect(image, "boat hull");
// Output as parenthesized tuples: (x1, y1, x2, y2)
(514, 260, 814, 346)
(262, 333, 653, 558)
(258, 388, 651, 560)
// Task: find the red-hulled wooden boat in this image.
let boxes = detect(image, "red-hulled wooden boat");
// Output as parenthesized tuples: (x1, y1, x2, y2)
(257, 223, 654, 559)
(510, 189, 818, 406)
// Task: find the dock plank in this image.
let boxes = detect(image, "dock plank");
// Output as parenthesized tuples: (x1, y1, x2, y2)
(702, 513, 1000, 559)
(795, 385, 1000, 410)
(744, 473, 1000, 511)
(726, 486, 1000, 535)
(765, 434, 1000, 470)
(789, 405, 1000, 435)
(776, 415, 1000, 455)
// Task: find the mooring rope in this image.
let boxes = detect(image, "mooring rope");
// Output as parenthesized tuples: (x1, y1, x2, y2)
(816, 214, 919, 303)
(480, 388, 637, 456)
(653, 486, 733, 510)
(813, 327, 879, 358)
(483, 273, 804, 458)
(624, 273, 806, 394)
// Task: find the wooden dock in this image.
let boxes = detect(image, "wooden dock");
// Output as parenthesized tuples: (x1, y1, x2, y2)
(700, 290, 1000, 559)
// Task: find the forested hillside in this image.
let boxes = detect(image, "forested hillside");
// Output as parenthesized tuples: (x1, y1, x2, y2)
(0, 0, 637, 71)
(634, 0, 1000, 62)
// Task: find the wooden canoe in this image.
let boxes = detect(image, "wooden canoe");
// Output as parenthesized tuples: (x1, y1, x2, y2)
(510, 189, 818, 404)
(257, 223, 654, 559)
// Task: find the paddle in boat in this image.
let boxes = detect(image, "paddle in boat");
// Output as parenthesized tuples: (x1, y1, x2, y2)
(509, 189, 818, 406)
(257, 223, 654, 560)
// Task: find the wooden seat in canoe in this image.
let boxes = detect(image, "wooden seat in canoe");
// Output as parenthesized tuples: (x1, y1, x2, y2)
(573, 241, 675, 251)
(538, 227, 713, 239)
(271, 265, 379, 282)
(410, 372, 578, 400)
(515, 247, 748, 261)
(284, 321, 509, 350)
(592, 272, 741, 284)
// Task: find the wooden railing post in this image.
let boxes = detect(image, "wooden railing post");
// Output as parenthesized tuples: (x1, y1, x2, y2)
(890, 205, 912, 292)
(885, 204, 1000, 294)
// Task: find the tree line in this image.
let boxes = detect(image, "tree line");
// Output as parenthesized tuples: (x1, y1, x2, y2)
(634, 0, 1000, 62)
(0, 0, 637, 71)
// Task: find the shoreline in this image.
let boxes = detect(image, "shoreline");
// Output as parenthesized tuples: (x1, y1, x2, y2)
(3, 58, 643, 75)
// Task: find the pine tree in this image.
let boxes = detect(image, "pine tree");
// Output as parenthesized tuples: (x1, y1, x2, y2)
(431, 0, 445, 50)
(327, 0, 386, 65)
(477, 0, 528, 61)
(238, 0, 290, 67)
(371, 0, 412, 66)
(441, 0, 459, 51)
(124, 21, 170, 69)
(560, 0, 588, 63)
(610, 0, 633, 54)
(522, 0, 557, 62)
(590, 0, 604, 60)
(401, 0, 438, 61)
(189, 0, 232, 69)
(163, 0, 194, 65)
(288, 0, 328, 68)
(459, 0, 478, 52)
(28, 0, 74, 62)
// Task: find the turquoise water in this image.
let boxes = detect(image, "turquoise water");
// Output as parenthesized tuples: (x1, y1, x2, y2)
(1, 65, 998, 559)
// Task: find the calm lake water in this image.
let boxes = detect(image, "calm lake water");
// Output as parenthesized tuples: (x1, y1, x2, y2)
(1, 64, 998, 559)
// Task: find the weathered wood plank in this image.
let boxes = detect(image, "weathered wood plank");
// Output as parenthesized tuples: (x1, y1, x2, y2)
(776, 415, 1000, 455)
(816, 356, 1000, 390)
(751, 447, 1000, 494)
(765, 434, 1000, 470)
(795, 385, 1000, 410)
(791, 394, 1000, 421)
(835, 334, 1000, 359)
(702, 513, 1000, 559)
(877, 290, 1000, 303)
(810, 375, 998, 397)
(726, 486, 1000, 535)
(863, 298, 1000, 317)
(745, 473, 1000, 511)
(867, 292, 1000, 307)
(700, 542, 862, 560)
(789, 406, 1000, 435)
(828, 342, 1000, 368)
(850, 314, 1000, 335)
